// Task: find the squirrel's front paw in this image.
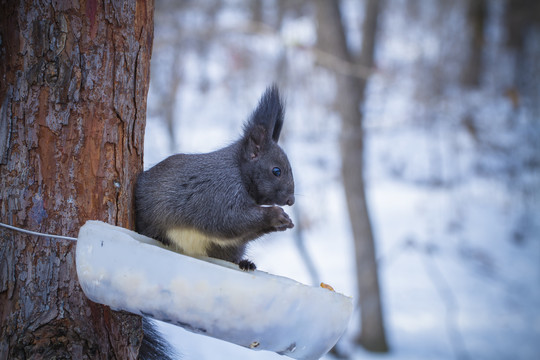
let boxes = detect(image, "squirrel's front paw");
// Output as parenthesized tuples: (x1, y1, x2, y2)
(270, 206, 294, 231)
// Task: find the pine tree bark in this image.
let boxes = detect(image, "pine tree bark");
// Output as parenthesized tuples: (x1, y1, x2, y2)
(315, 0, 388, 352)
(0, 0, 154, 358)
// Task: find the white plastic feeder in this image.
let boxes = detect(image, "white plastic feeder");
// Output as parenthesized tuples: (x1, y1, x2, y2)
(76, 221, 353, 360)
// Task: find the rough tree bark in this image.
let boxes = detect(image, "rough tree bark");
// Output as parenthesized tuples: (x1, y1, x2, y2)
(315, 0, 388, 352)
(0, 0, 154, 358)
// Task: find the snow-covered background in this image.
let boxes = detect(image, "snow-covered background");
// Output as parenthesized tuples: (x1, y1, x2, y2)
(145, 1, 540, 359)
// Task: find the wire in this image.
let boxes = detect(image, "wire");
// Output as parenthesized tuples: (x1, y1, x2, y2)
(0, 222, 77, 241)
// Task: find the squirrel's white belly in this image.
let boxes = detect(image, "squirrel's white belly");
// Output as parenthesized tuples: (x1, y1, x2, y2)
(166, 227, 243, 257)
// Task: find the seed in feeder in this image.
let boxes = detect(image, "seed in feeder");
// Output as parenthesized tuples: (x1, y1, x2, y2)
(320, 282, 335, 292)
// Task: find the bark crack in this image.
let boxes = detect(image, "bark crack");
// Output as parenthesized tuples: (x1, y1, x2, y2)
(0, 89, 13, 164)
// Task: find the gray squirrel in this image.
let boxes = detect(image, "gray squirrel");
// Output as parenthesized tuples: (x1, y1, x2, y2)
(134, 85, 295, 271)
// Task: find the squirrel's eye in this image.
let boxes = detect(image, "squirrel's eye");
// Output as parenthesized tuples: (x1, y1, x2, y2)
(272, 167, 281, 177)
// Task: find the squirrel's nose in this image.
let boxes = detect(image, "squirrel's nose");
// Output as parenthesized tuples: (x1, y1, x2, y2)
(286, 195, 295, 206)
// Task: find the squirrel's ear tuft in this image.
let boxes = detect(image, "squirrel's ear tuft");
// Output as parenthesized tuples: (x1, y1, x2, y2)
(244, 84, 285, 144)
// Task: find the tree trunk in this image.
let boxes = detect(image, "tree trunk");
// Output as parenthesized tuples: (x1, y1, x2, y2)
(461, 0, 487, 87)
(315, 0, 388, 352)
(0, 0, 154, 359)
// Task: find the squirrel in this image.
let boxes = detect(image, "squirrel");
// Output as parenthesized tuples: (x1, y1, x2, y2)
(134, 85, 295, 272)
(136, 85, 295, 359)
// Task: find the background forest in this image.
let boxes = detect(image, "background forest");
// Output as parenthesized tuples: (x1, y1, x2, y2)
(144, 0, 540, 359)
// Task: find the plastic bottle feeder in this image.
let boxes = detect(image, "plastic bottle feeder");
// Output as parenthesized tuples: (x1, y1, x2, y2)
(76, 221, 353, 360)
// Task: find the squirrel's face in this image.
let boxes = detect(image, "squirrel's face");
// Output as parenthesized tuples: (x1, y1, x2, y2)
(242, 142, 295, 207)
(258, 144, 295, 206)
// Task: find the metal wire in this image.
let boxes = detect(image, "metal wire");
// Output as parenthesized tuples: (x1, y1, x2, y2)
(0, 222, 77, 241)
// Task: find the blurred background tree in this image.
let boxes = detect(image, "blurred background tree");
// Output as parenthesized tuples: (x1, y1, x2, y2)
(315, 0, 387, 352)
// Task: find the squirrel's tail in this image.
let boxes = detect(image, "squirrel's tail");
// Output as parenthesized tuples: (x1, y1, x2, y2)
(139, 317, 178, 360)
